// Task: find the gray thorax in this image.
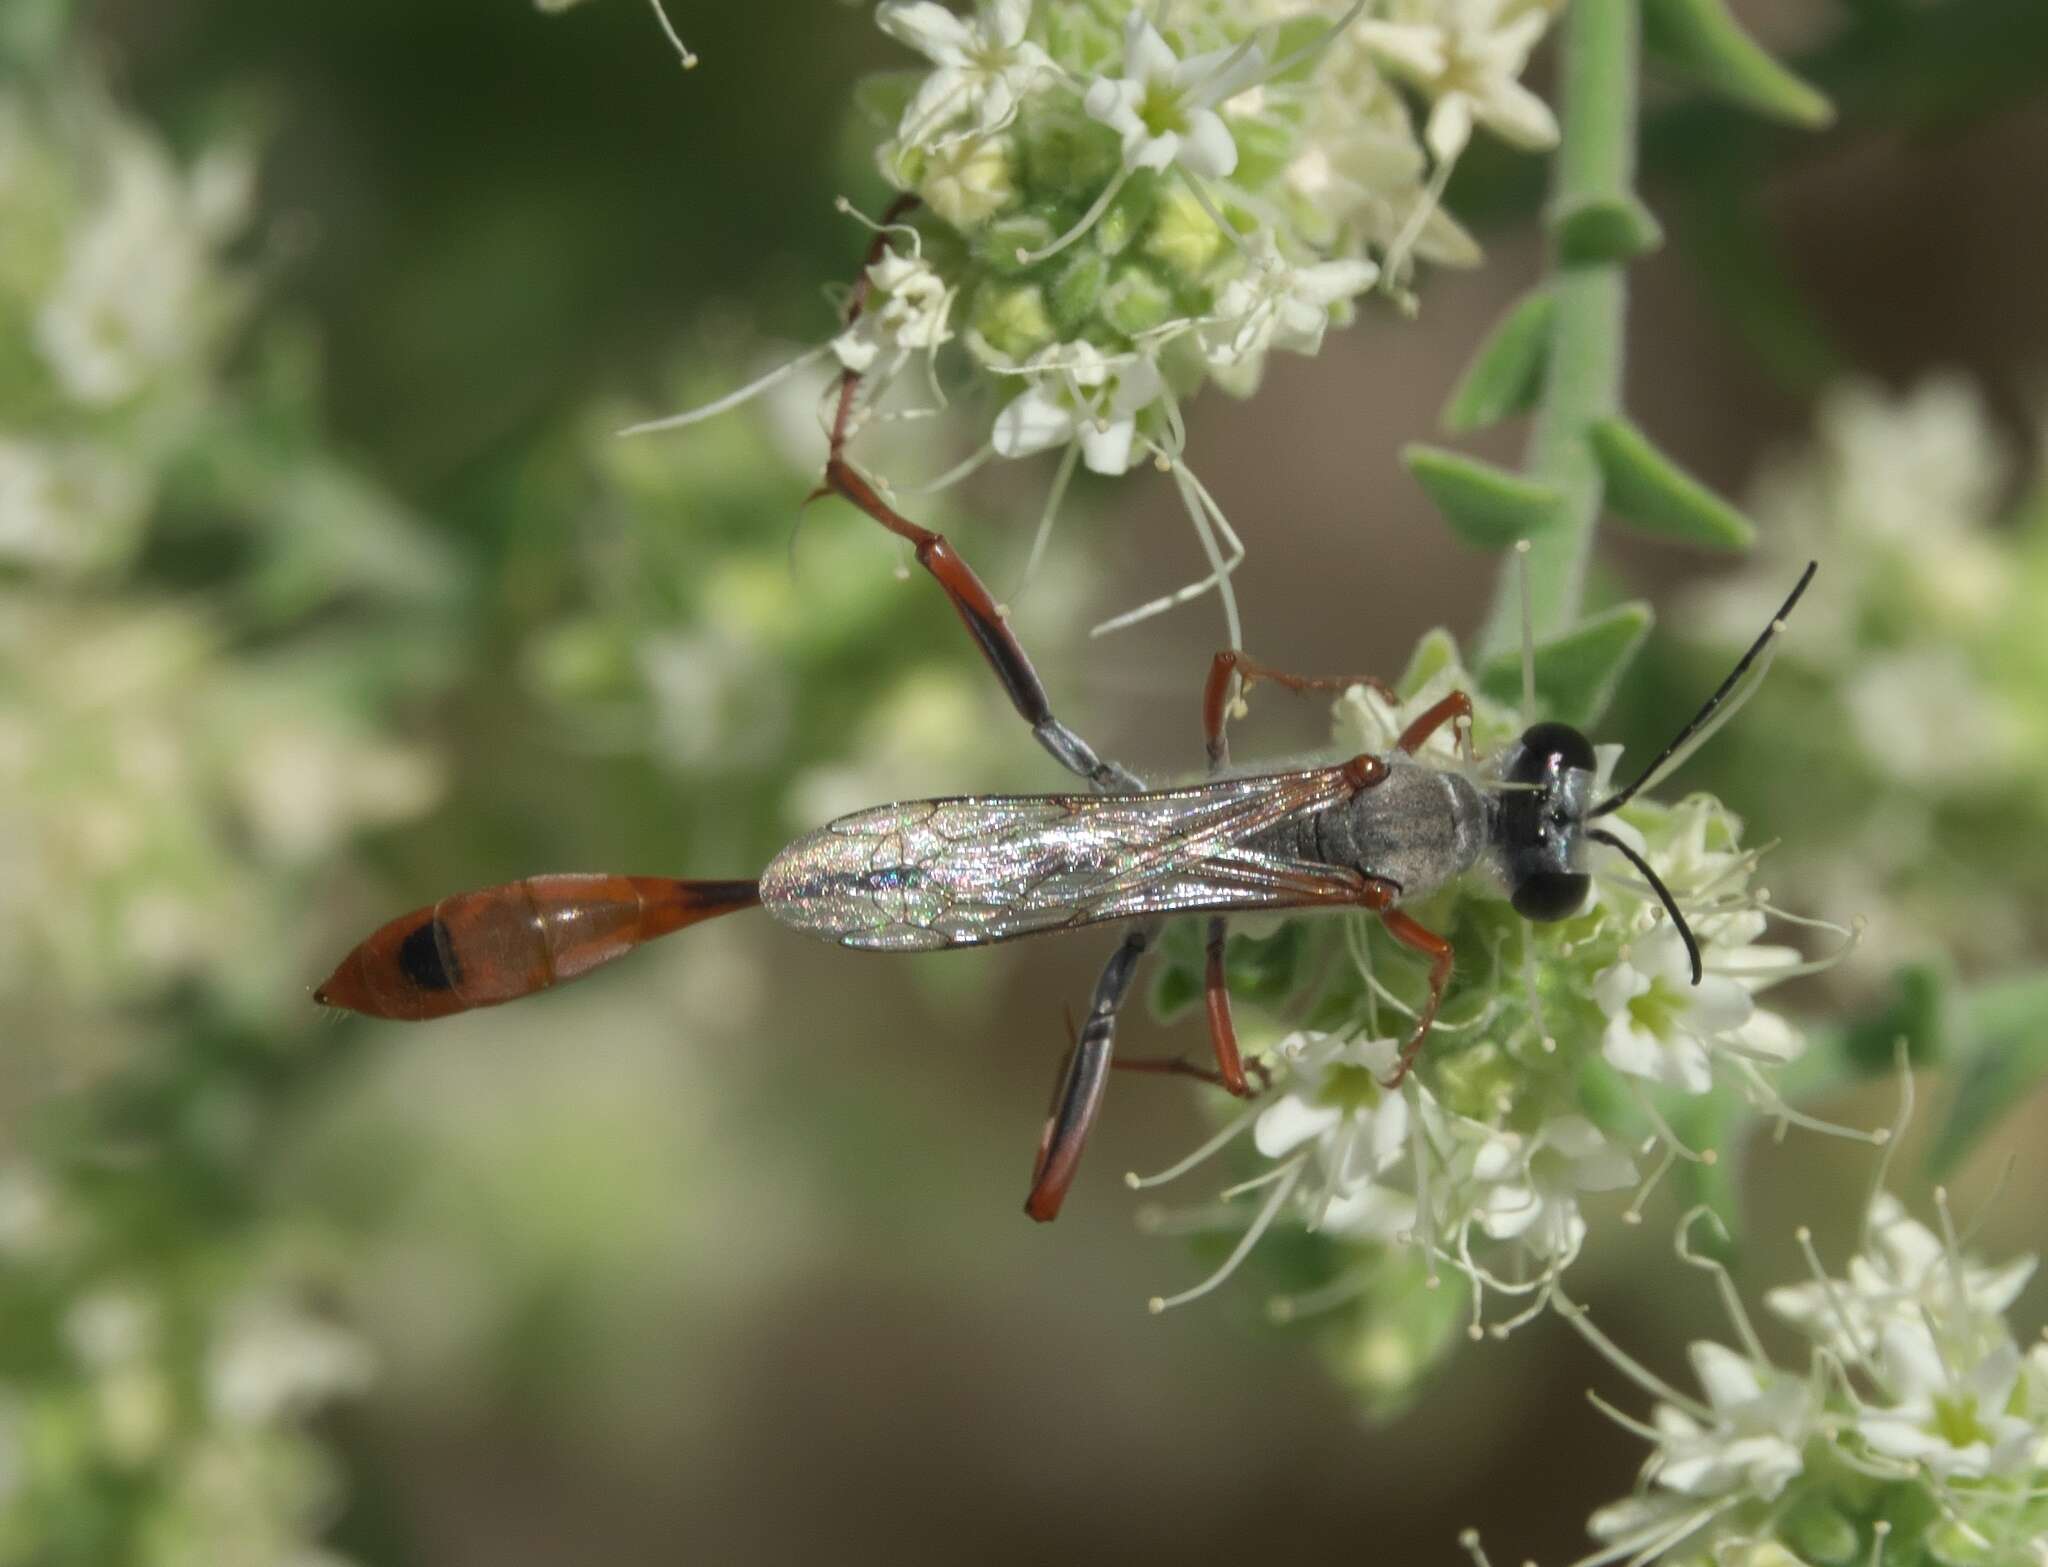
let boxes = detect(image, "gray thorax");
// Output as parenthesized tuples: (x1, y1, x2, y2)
(1246, 756, 1492, 905)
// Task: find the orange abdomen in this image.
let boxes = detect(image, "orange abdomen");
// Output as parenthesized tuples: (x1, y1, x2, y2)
(315, 875, 759, 1021)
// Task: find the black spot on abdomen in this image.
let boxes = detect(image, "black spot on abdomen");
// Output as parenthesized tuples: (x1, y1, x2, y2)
(398, 918, 460, 992)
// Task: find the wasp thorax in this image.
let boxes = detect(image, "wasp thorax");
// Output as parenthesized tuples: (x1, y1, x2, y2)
(1496, 721, 1595, 922)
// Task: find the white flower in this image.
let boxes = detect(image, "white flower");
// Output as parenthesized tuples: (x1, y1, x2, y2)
(1645, 1342, 1817, 1501)
(1082, 11, 1267, 179)
(831, 249, 955, 374)
(207, 1295, 376, 1429)
(1448, 1113, 1635, 1261)
(878, 0, 1053, 147)
(1201, 232, 1379, 370)
(991, 342, 1162, 475)
(1593, 925, 1795, 1094)
(1254, 1032, 1412, 1189)
(1767, 1193, 2036, 1362)
(1354, 0, 1560, 164)
(34, 121, 224, 406)
(1858, 1322, 2036, 1480)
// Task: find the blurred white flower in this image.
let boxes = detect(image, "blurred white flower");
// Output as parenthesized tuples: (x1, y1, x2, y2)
(1201, 232, 1379, 370)
(1765, 1192, 2036, 1362)
(1355, 0, 1561, 164)
(1446, 1112, 1635, 1262)
(991, 342, 1163, 475)
(34, 119, 229, 406)
(879, 0, 1053, 146)
(831, 248, 955, 374)
(207, 1295, 376, 1429)
(1083, 10, 1266, 180)
(1593, 925, 1796, 1094)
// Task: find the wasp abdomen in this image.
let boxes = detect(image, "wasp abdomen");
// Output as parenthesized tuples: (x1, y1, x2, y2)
(314, 874, 759, 1020)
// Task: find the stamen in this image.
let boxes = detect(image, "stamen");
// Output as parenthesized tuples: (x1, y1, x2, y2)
(832, 194, 925, 255)
(1796, 1225, 1875, 1366)
(1729, 1056, 1889, 1145)
(1267, 1269, 1371, 1324)
(646, 0, 697, 68)
(1859, 1040, 1914, 1250)
(897, 442, 996, 497)
(1585, 1387, 1666, 1444)
(1551, 1287, 1715, 1422)
(1675, 1207, 1770, 1366)
(1622, 1143, 1678, 1225)
(1015, 167, 1134, 266)
(1176, 171, 1252, 260)
(1148, 1158, 1303, 1313)
(1458, 1527, 1494, 1567)
(618, 343, 835, 437)
(1866, 1519, 1890, 1567)
(1011, 440, 1080, 603)
(1629, 1079, 1714, 1165)
(1090, 452, 1245, 646)
(1125, 1101, 1262, 1189)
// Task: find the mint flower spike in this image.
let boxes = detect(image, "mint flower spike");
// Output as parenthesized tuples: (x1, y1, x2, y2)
(1016, 0, 1371, 267)
(1534, 1069, 2048, 1567)
(877, 0, 1053, 147)
(1353, 0, 1563, 279)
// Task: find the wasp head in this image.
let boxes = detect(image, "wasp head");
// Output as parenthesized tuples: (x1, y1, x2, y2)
(1494, 721, 1596, 921)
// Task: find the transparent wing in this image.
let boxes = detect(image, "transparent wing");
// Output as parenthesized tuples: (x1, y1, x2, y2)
(759, 765, 1374, 952)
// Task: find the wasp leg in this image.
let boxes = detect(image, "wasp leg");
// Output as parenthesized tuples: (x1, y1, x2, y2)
(1110, 1052, 1273, 1094)
(1201, 916, 1256, 1097)
(1377, 907, 1455, 1088)
(1202, 650, 1397, 771)
(1395, 690, 1473, 756)
(1027, 924, 1153, 1222)
(815, 199, 1138, 797)
(814, 459, 1139, 794)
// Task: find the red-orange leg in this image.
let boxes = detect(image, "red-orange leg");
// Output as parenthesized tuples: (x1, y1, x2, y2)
(1197, 653, 1401, 1094)
(1202, 917, 1253, 1097)
(1395, 690, 1473, 756)
(1027, 924, 1152, 1222)
(1378, 907, 1455, 1088)
(814, 459, 1138, 794)
(824, 192, 922, 454)
(1202, 650, 1397, 770)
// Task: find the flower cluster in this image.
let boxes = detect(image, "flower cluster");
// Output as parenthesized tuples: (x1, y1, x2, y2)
(1130, 634, 1865, 1396)
(1, 74, 455, 1564)
(1563, 1193, 2048, 1567)
(0, 1179, 375, 1566)
(1678, 375, 2048, 979)
(635, 0, 1563, 638)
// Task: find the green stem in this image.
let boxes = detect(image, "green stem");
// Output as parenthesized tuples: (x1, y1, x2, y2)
(1477, 0, 1642, 658)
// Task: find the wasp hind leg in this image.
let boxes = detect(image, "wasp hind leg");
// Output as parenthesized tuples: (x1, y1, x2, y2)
(1026, 925, 1154, 1222)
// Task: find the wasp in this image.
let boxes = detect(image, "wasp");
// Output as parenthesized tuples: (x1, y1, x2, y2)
(314, 441, 1816, 1221)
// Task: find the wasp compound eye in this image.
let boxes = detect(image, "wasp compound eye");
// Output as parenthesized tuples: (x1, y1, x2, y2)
(1507, 721, 1595, 784)
(1511, 869, 1590, 922)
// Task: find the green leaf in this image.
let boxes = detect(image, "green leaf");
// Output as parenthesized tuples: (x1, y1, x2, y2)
(1644, 0, 1835, 129)
(1441, 290, 1554, 434)
(1547, 193, 1664, 266)
(1838, 962, 1950, 1076)
(1927, 971, 2048, 1177)
(1590, 417, 1757, 551)
(1403, 445, 1564, 551)
(1477, 601, 1653, 727)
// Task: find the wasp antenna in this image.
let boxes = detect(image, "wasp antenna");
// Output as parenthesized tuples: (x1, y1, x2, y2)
(1589, 829, 1702, 985)
(1514, 539, 1536, 720)
(1591, 561, 1817, 819)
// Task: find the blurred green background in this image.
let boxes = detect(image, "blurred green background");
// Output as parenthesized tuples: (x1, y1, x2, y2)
(6, 1, 2048, 1562)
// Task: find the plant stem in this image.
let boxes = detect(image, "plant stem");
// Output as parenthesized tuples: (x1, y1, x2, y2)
(1477, 0, 1642, 659)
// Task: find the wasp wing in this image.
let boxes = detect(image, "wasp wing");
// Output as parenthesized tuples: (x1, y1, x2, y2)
(759, 765, 1373, 952)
